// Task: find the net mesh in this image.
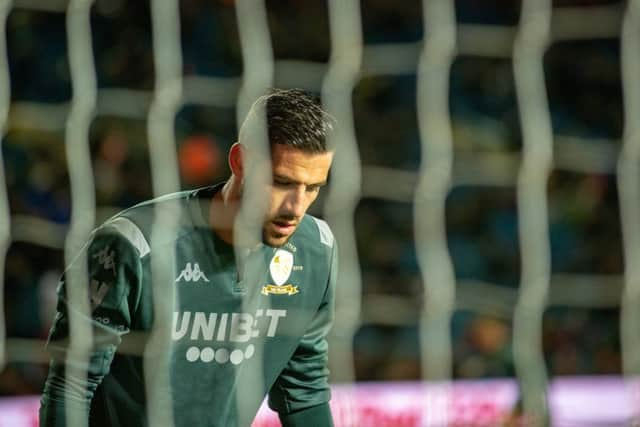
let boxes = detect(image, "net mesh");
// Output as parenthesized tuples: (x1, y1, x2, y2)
(0, 0, 635, 425)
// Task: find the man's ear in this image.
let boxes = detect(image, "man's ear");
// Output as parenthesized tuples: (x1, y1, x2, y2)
(228, 142, 245, 179)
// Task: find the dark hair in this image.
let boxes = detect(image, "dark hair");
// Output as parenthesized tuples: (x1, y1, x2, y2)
(242, 88, 335, 153)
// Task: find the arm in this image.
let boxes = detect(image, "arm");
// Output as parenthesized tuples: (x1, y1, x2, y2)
(39, 226, 143, 427)
(268, 244, 338, 427)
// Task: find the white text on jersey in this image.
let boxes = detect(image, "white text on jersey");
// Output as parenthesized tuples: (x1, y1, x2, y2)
(93, 246, 116, 276)
(172, 309, 287, 342)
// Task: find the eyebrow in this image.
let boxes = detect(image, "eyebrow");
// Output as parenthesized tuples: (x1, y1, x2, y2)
(273, 174, 327, 188)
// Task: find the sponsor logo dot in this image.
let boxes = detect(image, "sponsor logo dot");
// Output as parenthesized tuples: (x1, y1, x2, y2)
(200, 347, 214, 362)
(215, 348, 230, 364)
(186, 346, 200, 362)
(230, 349, 244, 365)
(245, 344, 255, 359)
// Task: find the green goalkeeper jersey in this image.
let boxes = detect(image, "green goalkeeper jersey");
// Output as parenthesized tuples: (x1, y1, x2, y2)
(39, 184, 337, 427)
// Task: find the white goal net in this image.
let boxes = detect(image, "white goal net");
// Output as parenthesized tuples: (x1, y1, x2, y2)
(0, 0, 637, 426)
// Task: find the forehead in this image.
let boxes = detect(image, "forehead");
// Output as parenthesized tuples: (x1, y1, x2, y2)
(270, 144, 333, 183)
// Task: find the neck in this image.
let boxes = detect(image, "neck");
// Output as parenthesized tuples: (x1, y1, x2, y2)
(210, 176, 241, 245)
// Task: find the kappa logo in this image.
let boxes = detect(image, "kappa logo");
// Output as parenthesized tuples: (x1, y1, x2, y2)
(176, 262, 210, 283)
(93, 246, 116, 276)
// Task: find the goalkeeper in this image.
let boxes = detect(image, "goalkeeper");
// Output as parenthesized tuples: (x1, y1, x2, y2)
(39, 89, 337, 427)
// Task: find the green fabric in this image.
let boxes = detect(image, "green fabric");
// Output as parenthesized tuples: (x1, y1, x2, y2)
(40, 184, 336, 427)
(279, 402, 334, 427)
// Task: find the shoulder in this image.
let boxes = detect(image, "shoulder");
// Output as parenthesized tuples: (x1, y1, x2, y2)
(295, 215, 335, 249)
(94, 189, 198, 258)
(309, 216, 335, 249)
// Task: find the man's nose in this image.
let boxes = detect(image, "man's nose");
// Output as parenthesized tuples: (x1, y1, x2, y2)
(284, 188, 307, 218)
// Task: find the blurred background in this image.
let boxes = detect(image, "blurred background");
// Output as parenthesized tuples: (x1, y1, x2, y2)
(0, 0, 628, 415)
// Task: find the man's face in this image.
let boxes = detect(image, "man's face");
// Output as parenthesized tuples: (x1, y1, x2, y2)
(260, 144, 333, 247)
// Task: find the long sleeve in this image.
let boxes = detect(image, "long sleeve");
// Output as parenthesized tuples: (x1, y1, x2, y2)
(279, 402, 333, 426)
(268, 243, 337, 426)
(39, 226, 143, 427)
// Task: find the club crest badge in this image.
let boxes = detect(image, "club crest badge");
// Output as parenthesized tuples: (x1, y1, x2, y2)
(269, 249, 293, 286)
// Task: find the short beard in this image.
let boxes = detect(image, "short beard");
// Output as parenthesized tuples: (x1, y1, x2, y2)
(262, 230, 288, 247)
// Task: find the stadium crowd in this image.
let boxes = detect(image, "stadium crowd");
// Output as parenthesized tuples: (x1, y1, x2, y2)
(1, 0, 625, 397)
